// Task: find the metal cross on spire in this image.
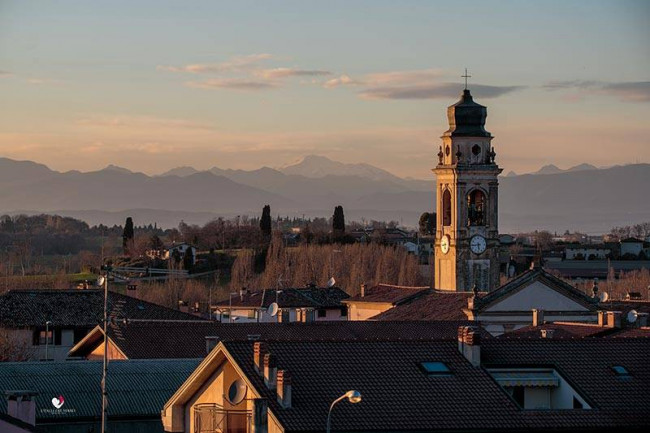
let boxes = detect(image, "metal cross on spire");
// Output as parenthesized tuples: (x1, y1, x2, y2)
(462, 68, 471, 90)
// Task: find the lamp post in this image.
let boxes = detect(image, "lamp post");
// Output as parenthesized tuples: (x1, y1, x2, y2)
(326, 390, 362, 433)
(44, 320, 52, 361)
(98, 266, 111, 433)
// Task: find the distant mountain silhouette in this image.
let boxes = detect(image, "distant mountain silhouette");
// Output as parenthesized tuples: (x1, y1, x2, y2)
(0, 157, 647, 233)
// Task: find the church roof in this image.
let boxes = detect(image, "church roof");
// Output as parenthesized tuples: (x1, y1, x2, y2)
(443, 89, 492, 138)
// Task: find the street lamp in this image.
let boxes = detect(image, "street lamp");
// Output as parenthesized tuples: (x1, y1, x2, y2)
(44, 321, 52, 361)
(326, 390, 362, 433)
(97, 266, 111, 433)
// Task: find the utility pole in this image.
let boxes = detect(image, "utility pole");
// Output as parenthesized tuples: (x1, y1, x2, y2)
(100, 266, 111, 433)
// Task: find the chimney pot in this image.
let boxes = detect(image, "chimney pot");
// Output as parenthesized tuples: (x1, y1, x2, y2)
(606, 311, 622, 328)
(254, 342, 269, 375)
(541, 329, 554, 339)
(360, 283, 367, 298)
(251, 398, 268, 433)
(532, 309, 545, 327)
(276, 369, 292, 408)
(598, 310, 606, 326)
(263, 353, 277, 389)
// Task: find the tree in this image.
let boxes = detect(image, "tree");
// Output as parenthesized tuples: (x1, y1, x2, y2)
(418, 212, 435, 235)
(260, 205, 272, 239)
(333, 206, 345, 237)
(183, 247, 194, 271)
(122, 217, 134, 256)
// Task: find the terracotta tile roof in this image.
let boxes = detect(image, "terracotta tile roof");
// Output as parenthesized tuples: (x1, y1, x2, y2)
(606, 327, 650, 338)
(224, 337, 650, 431)
(343, 284, 429, 305)
(214, 287, 349, 309)
(0, 289, 202, 328)
(73, 320, 478, 359)
(370, 290, 474, 321)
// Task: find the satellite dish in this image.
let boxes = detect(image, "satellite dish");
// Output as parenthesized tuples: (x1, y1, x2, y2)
(226, 379, 247, 405)
(627, 310, 638, 324)
(599, 291, 609, 302)
(96, 275, 106, 286)
(268, 302, 279, 317)
(327, 277, 336, 288)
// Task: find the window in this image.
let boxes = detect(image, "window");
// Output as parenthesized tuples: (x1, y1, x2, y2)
(512, 386, 525, 407)
(317, 309, 327, 318)
(442, 190, 452, 226)
(340, 306, 348, 317)
(420, 361, 451, 376)
(612, 365, 631, 379)
(467, 189, 486, 226)
(39, 330, 53, 345)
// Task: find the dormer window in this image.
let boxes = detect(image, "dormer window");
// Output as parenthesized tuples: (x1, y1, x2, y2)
(488, 368, 590, 410)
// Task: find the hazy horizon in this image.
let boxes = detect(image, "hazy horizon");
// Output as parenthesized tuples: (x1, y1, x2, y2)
(1, 0, 649, 178)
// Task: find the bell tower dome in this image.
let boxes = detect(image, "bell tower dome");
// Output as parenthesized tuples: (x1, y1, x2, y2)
(434, 86, 502, 292)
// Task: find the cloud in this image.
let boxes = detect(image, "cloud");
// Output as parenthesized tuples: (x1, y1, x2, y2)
(158, 53, 273, 74)
(543, 80, 650, 102)
(0, 70, 12, 77)
(323, 74, 361, 89)
(360, 83, 523, 100)
(363, 69, 444, 86)
(76, 115, 215, 130)
(185, 78, 278, 90)
(255, 68, 331, 79)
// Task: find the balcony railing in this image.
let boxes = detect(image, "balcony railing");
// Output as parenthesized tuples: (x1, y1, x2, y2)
(194, 404, 252, 433)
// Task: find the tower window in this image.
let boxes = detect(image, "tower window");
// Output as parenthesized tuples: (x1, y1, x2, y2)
(442, 190, 452, 226)
(472, 144, 481, 155)
(467, 190, 486, 226)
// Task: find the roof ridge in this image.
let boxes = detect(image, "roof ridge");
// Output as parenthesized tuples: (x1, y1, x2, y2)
(377, 284, 429, 290)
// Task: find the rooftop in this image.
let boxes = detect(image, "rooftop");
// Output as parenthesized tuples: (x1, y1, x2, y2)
(0, 359, 200, 421)
(214, 286, 349, 309)
(343, 284, 429, 305)
(371, 290, 475, 321)
(0, 289, 202, 328)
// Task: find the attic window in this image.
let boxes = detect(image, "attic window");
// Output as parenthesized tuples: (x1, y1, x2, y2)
(612, 365, 631, 378)
(420, 361, 451, 376)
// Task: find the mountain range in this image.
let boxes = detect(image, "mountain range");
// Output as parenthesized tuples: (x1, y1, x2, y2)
(0, 155, 648, 233)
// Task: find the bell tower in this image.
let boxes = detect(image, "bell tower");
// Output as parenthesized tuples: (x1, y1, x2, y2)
(434, 86, 501, 292)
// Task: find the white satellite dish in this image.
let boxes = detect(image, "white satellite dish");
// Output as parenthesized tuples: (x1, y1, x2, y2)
(327, 277, 336, 288)
(627, 309, 638, 324)
(599, 291, 609, 303)
(96, 275, 106, 286)
(268, 302, 279, 317)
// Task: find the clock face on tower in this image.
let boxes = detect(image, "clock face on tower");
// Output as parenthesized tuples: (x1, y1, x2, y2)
(440, 235, 450, 254)
(470, 235, 487, 255)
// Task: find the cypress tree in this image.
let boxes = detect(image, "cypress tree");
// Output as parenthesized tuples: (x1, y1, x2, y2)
(260, 205, 272, 238)
(333, 205, 345, 236)
(122, 217, 134, 255)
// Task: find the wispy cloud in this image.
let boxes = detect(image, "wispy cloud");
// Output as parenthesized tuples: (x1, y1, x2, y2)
(157, 53, 273, 74)
(543, 80, 650, 102)
(360, 83, 523, 100)
(254, 68, 331, 79)
(0, 70, 12, 77)
(75, 114, 215, 130)
(323, 68, 522, 99)
(323, 74, 362, 89)
(185, 78, 278, 91)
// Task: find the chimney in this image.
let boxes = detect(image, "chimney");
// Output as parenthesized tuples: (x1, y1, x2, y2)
(360, 283, 367, 298)
(127, 283, 138, 299)
(532, 309, 545, 327)
(457, 326, 481, 367)
(598, 310, 606, 326)
(301, 309, 314, 323)
(240, 287, 248, 301)
(254, 342, 269, 375)
(205, 336, 220, 354)
(178, 300, 189, 314)
(606, 311, 622, 328)
(540, 329, 555, 339)
(263, 353, 277, 389)
(278, 310, 290, 323)
(276, 370, 292, 408)
(251, 398, 268, 433)
(5, 391, 38, 426)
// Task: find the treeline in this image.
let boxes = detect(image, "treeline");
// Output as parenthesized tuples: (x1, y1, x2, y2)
(610, 222, 650, 240)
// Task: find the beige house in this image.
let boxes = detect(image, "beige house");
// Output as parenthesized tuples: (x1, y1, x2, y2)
(342, 284, 428, 320)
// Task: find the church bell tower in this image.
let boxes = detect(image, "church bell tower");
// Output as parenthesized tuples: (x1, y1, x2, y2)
(434, 86, 502, 292)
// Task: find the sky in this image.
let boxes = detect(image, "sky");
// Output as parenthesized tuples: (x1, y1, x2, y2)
(0, 0, 648, 179)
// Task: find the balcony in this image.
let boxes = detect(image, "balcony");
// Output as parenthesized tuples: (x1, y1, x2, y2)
(194, 404, 252, 433)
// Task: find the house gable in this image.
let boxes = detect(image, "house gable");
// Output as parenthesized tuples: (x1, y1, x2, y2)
(483, 280, 590, 312)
